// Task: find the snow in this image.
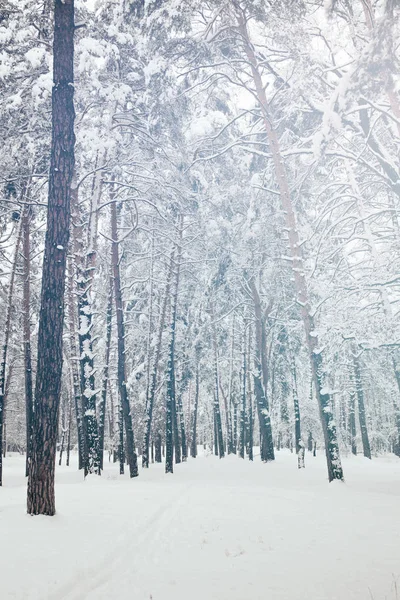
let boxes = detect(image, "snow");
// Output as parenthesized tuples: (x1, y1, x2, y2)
(1, 451, 400, 600)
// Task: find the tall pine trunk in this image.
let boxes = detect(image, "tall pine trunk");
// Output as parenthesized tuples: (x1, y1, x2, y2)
(27, 0, 75, 514)
(98, 273, 113, 469)
(190, 360, 200, 458)
(236, 10, 343, 481)
(353, 353, 371, 459)
(248, 277, 275, 462)
(111, 199, 138, 478)
(166, 239, 181, 473)
(0, 212, 23, 485)
(22, 205, 34, 477)
(142, 251, 174, 467)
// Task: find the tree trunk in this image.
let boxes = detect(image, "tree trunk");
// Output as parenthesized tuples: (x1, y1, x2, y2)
(348, 373, 357, 456)
(210, 304, 225, 459)
(27, 0, 75, 515)
(292, 355, 304, 469)
(239, 326, 246, 459)
(166, 228, 183, 473)
(353, 353, 372, 459)
(190, 361, 200, 458)
(142, 251, 174, 467)
(98, 273, 113, 470)
(155, 434, 162, 463)
(22, 205, 34, 478)
(67, 254, 84, 469)
(248, 278, 275, 461)
(111, 199, 138, 478)
(119, 400, 124, 475)
(236, 9, 343, 481)
(0, 211, 23, 485)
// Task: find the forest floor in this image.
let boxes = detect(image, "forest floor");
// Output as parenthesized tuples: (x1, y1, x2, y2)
(1, 450, 400, 600)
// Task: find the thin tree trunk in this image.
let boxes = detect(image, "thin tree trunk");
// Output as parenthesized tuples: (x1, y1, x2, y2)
(142, 251, 174, 467)
(248, 278, 275, 461)
(67, 255, 84, 469)
(155, 433, 162, 463)
(166, 227, 183, 473)
(66, 389, 72, 466)
(190, 361, 200, 458)
(348, 373, 357, 456)
(353, 353, 372, 459)
(236, 10, 343, 481)
(292, 355, 305, 469)
(111, 199, 138, 478)
(98, 272, 113, 470)
(119, 399, 124, 475)
(239, 325, 246, 459)
(177, 389, 187, 461)
(210, 303, 225, 459)
(22, 205, 34, 477)
(27, 0, 75, 515)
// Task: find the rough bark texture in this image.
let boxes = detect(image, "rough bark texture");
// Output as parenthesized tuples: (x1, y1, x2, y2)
(27, 0, 75, 515)
(98, 273, 113, 470)
(67, 255, 84, 469)
(166, 243, 181, 473)
(22, 206, 34, 477)
(353, 354, 372, 460)
(111, 199, 138, 478)
(248, 278, 275, 462)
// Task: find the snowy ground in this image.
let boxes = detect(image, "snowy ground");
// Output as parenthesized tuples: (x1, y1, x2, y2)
(1, 450, 400, 600)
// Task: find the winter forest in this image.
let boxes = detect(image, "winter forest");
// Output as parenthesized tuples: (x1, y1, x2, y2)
(1, 0, 400, 598)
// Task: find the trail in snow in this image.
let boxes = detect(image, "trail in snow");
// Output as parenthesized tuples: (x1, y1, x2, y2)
(1, 450, 400, 600)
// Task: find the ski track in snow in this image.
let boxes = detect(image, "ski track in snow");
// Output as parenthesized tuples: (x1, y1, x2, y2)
(1, 451, 400, 600)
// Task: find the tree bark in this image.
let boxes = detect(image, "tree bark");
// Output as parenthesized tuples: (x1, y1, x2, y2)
(27, 0, 75, 515)
(353, 353, 372, 459)
(21, 205, 34, 477)
(142, 251, 174, 467)
(98, 272, 113, 470)
(111, 199, 138, 478)
(248, 277, 275, 462)
(236, 9, 343, 481)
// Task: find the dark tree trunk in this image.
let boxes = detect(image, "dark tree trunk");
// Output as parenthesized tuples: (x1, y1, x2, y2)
(166, 231, 182, 473)
(233, 401, 238, 454)
(177, 390, 187, 461)
(190, 362, 200, 458)
(27, 0, 75, 515)
(353, 354, 371, 459)
(239, 328, 246, 459)
(22, 206, 34, 477)
(348, 373, 357, 456)
(119, 400, 124, 475)
(213, 409, 219, 456)
(248, 278, 275, 462)
(98, 273, 113, 470)
(155, 433, 162, 463)
(211, 309, 225, 459)
(111, 199, 138, 478)
(292, 355, 304, 469)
